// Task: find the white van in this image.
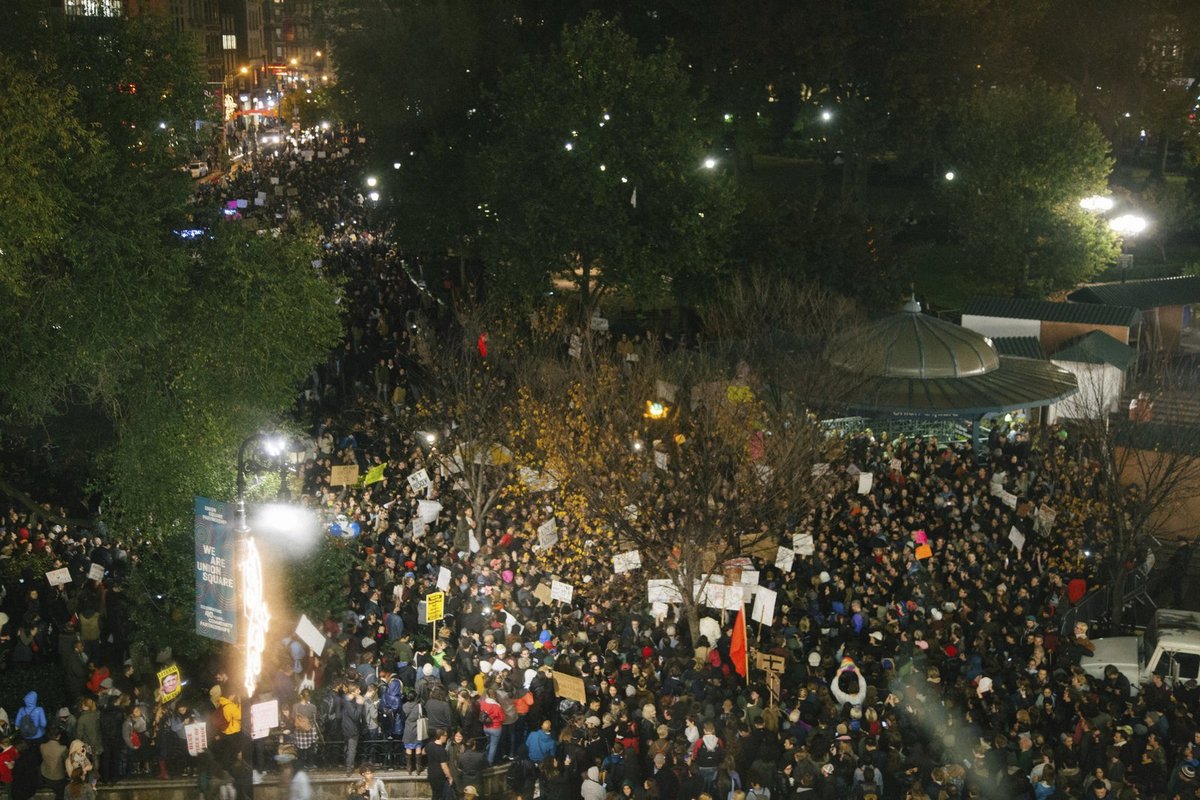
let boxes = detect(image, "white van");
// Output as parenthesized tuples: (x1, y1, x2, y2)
(1081, 608, 1200, 693)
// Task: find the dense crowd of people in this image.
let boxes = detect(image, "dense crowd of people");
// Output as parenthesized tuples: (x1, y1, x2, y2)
(2, 125, 1199, 800)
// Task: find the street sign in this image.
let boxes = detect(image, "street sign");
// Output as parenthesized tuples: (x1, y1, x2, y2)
(425, 591, 445, 623)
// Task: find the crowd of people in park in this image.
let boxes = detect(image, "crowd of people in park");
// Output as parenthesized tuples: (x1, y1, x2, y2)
(3, 125, 1200, 800)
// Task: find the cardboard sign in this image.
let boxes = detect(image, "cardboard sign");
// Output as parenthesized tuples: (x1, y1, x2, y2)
(857, 473, 874, 495)
(755, 652, 786, 674)
(407, 469, 432, 494)
(330, 465, 360, 486)
(88, 563, 105, 581)
(250, 700, 279, 740)
(157, 665, 182, 702)
(739, 532, 776, 561)
(775, 546, 795, 572)
(647, 579, 682, 604)
(417, 500, 442, 524)
(999, 490, 1018, 509)
(650, 602, 669, 620)
(552, 671, 586, 704)
(537, 518, 559, 549)
(654, 451, 669, 471)
(613, 550, 642, 574)
(793, 533, 815, 557)
(695, 580, 744, 611)
(1008, 526, 1026, 554)
(425, 592, 445, 623)
(412, 518, 427, 539)
(518, 466, 558, 493)
(436, 566, 452, 592)
(915, 544, 933, 560)
(550, 580, 574, 604)
(185, 722, 208, 755)
(533, 583, 553, 605)
(46, 568, 72, 587)
(751, 587, 777, 626)
(295, 615, 326, 656)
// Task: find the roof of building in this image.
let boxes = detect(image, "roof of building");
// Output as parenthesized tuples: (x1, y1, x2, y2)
(1067, 275, 1200, 309)
(992, 337, 1045, 360)
(1050, 331, 1137, 371)
(829, 301, 1078, 416)
(963, 296, 1141, 328)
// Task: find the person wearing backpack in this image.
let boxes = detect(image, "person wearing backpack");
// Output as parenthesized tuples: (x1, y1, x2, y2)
(14, 692, 47, 743)
(689, 722, 724, 791)
(477, 692, 504, 764)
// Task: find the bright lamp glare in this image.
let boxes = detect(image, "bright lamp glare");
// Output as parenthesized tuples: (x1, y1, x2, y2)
(820, 110, 833, 122)
(1109, 214, 1147, 235)
(263, 436, 286, 457)
(1080, 196, 1115, 212)
(703, 157, 717, 169)
(366, 176, 378, 187)
(944, 171, 955, 181)
(250, 503, 321, 556)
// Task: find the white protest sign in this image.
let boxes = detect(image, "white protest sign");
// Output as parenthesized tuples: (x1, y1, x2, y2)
(406, 469, 431, 494)
(250, 700, 279, 740)
(647, 579, 682, 604)
(857, 473, 874, 495)
(412, 518, 427, 539)
(1008, 526, 1026, 554)
(739, 569, 760, 587)
(613, 550, 642, 574)
(518, 466, 558, 492)
(654, 380, 678, 403)
(654, 451, 669, 471)
(417, 500, 442, 524)
(46, 568, 72, 587)
(775, 546, 795, 572)
(752, 587, 778, 626)
(793, 533, 815, 556)
(568, 334, 582, 359)
(811, 463, 830, 478)
(999, 490, 1018, 509)
(650, 602, 669, 620)
(185, 722, 208, 755)
(694, 580, 744, 611)
(88, 563, 105, 581)
(295, 615, 327, 656)
(437, 566, 452, 592)
(537, 518, 559, 549)
(550, 580, 574, 604)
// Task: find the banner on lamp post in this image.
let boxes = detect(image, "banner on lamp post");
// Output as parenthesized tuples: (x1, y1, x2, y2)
(194, 497, 238, 644)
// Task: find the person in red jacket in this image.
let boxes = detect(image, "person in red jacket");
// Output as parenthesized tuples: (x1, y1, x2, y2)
(478, 691, 505, 764)
(0, 736, 18, 787)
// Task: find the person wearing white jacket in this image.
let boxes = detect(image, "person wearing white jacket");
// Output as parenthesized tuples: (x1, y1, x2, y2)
(581, 765, 606, 800)
(830, 661, 867, 709)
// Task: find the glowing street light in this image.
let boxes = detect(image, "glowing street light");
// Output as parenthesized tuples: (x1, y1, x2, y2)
(820, 110, 833, 122)
(366, 176, 378, 188)
(1109, 214, 1147, 235)
(367, 191, 380, 203)
(644, 401, 669, 420)
(944, 171, 956, 181)
(1079, 195, 1115, 212)
(703, 157, 718, 170)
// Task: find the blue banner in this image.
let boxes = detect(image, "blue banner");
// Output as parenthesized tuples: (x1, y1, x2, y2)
(194, 497, 238, 644)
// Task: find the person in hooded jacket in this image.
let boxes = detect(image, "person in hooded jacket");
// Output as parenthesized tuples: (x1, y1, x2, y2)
(581, 765, 605, 800)
(14, 693, 47, 744)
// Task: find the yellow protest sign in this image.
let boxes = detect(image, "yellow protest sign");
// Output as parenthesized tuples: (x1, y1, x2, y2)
(158, 664, 182, 702)
(425, 591, 445, 623)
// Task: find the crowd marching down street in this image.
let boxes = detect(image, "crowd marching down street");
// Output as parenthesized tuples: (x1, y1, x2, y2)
(4, 128, 1200, 800)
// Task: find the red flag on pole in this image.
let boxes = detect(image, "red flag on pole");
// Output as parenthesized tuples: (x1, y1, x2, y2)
(730, 606, 749, 678)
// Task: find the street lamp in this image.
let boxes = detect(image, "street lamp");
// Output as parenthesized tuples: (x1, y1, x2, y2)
(1109, 214, 1148, 235)
(234, 431, 302, 698)
(702, 157, 718, 170)
(1080, 195, 1115, 212)
(820, 110, 833, 122)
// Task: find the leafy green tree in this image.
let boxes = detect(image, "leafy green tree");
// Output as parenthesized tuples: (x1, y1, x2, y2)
(0, 13, 342, 537)
(935, 83, 1119, 295)
(481, 14, 741, 311)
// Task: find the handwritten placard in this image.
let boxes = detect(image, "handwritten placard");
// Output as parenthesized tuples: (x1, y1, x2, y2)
(550, 580, 574, 604)
(613, 550, 642, 574)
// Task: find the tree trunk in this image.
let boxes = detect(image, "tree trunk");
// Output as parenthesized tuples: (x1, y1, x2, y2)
(1109, 567, 1129, 633)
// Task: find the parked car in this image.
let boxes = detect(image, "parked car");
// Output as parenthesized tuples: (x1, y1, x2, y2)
(188, 161, 210, 178)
